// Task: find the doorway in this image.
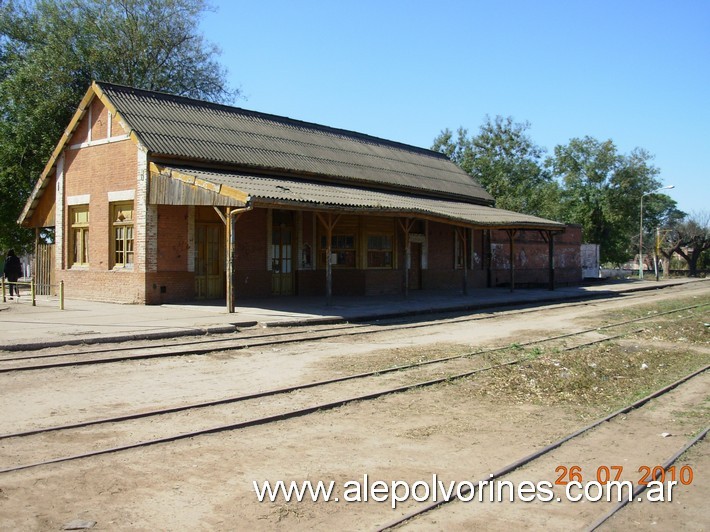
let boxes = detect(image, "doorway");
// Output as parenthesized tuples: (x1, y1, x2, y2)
(195, 222, 224, 299)
(271, 210, 294, 295)
(408, 242, 422, 290)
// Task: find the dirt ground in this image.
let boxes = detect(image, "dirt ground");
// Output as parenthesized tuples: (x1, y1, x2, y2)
(0, 283, 708, 530)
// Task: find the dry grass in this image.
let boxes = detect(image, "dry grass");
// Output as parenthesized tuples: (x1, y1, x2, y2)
(478, 342, 710, 410)
(455, 328, 710, 419)
(586, 293, 709, 328)
(626, 314, 709, 345)
(322, 343, 475, 374)
(323, 294, 709, 419)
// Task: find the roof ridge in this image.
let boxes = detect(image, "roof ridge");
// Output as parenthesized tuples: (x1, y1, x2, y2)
(95, 81, 448, 160)
(149, 131, 483, 191)
(138, 114, 482, 185)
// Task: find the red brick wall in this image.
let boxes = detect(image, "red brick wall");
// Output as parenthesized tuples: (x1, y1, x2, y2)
(296, 270, 323, 296)
(61, 269, 146, 303)
(233, 208, 270, 297)
(58, 98, 141, 303)
(157, 205, 188, 271)
(145, 272, 194, 304)
(489, 226, 582, 287)
(427, 221, 455, 271)
(365, 270, 402, 295)
(235, 208, 267, 270)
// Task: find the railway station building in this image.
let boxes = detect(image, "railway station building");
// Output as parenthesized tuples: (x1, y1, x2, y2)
(19, 82, 581, 310)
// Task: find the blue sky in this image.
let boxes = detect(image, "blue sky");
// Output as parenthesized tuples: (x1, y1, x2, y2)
(200, 0, 709, 214)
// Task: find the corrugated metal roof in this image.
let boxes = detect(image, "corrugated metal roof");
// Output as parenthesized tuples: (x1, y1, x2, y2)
(98, 82, 494, 204)
(161, 166, 564, 229)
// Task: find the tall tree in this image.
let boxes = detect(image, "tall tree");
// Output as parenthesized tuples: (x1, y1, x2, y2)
(660, 211, 710, 277)
(0, 0, 237, 251)
(432, 116, 560, 219)
(547, 136, 666, 264)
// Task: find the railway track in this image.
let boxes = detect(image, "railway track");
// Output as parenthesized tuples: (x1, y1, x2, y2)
(375, 368, 710, 531)
(587, 427, 708, 531)
(0, 305, 705, 476)
(0, 296, 706, 373)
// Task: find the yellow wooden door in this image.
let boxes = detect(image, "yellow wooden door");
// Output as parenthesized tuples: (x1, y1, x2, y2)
(271, 211, 294, 295)
(195, 223, 224, 299)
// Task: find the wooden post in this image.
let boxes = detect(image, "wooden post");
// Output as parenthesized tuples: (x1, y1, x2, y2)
(539, 230, 556, 291)
(326, 219, 333, 306)
(59, 280, 64, 310)
(34, 227, 39, 292)
(316, 212, 341, 306)
(31, 278, 36, 306)
(226, 207, 234, 313)
(548, 231, 555, 291)
(485, 229, 492, 288)
(220, 204, 251, 314)
(1, 277, 5, 302)
(456, 227, 469, 295)
(506, 229, 517, 292)
(398, 218, 415, 298)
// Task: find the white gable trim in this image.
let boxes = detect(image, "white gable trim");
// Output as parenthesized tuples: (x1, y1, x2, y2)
(67, 194, 90, 206)
(108, 189, 135, 202)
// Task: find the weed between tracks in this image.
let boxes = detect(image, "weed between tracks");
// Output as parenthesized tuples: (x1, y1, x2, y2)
(325, 343, 474, 374)
(584, 292, 710, 333)
(475, 343, 706, 407)
(322, 294, 709, 420)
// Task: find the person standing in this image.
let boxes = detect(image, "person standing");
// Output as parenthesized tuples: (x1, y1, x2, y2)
(3, 249, 22, 298)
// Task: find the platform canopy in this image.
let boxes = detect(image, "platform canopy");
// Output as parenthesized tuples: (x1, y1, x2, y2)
(151, 165, 564, 230)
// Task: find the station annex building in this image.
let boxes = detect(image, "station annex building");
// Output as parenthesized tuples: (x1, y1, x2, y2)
(19, 82, 581, 311)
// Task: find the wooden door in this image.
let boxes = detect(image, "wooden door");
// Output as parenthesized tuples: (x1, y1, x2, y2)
(271, 211, 294, 295)
(195, 223, 224, 299)
(36, 242, 55, 295)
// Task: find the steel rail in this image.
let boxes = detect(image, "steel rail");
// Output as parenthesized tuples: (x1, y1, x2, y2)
(0, 324, 691, 475)
(0, 306, 684, 440)
(375, 365, 710, 531)
(0, 360, 522, 475)
(0, 301, 705, 374)
(586, 426, 709, 531)
(0, 324, 644, 441)
(2, 284, 701, 360)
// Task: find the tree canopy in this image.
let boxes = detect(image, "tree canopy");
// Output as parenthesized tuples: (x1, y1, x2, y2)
(431, 116, 559, 218)
(659, 211, 710, 276)
(546, 137, 670, 264)
(433, 119, 680, 265)
(0, 0, 236, 251)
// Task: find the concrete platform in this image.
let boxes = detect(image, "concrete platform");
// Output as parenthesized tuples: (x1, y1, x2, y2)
(0, 278, 705, 351)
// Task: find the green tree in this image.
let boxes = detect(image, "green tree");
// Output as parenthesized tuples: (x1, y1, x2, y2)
(432, 116, 560, 219)
(661, 212, 710, 277)
(0, 0, 236, 251)
(547, 136, 666, 264)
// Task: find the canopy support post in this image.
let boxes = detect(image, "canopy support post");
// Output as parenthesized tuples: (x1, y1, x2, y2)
(398, 218, 415, 298)
(222, 204, 252, 313)
(505, 229, 517, 292)
(316, 212, 341, 306)
(456, 227, 469, 295)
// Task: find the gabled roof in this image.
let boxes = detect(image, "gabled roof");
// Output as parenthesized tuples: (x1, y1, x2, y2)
(96, 82, 493, 204)
(20, 81, 565, 231)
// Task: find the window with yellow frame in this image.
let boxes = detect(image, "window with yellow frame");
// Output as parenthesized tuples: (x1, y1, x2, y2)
(319, 234, 356, 268)
(367, 234, 393, 268)
(69, 205, 89, 267)
(111, 202, 134, 268)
